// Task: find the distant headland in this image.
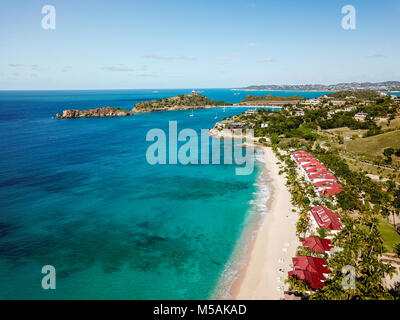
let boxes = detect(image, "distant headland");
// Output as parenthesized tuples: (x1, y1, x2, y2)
(232, 81, 400, 92)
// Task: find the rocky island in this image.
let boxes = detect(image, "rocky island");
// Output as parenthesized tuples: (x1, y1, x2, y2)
(132, 92, 232, 113)
(55, 107, 132, 119)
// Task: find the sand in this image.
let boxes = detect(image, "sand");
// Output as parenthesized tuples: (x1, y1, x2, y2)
(231, 146, 300, 300)
(207, 129, 300, 300)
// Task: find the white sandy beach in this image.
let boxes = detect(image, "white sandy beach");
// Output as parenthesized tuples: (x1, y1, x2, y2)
(208, 128, 300, 300)
(231, 146, 299, 300)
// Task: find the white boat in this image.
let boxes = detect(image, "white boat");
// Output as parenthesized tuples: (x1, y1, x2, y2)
(189, 110, 194, 117)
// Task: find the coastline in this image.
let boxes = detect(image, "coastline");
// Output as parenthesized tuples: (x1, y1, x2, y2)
(232, 146, 299, 299)
(209, 129, 299, 300)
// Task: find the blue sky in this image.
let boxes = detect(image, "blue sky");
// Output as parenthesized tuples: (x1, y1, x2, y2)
(0, 0, 399, 89)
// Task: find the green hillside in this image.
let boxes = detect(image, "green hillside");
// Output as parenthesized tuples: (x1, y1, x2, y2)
(133, 93, 231, 111)
(344, 130, 400, 157)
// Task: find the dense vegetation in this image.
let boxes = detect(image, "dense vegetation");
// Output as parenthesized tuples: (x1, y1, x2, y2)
(134, 93, 232, 111)
(241, 94, 304, 102)
(327, 90, 380, 100)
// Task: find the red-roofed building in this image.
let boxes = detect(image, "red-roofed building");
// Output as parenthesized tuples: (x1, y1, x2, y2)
(313, 181, 342, 188)
(288, 270, 325, 290)
(291, 152, 312, 161)
(306, 168, 333, 180)
(302, 237, 333, 253)
(292, 256, 330, 274)
(297, 157, 315, 164)
(308, 173, 337, 183)
(310, 206, 342, 231)
(301, 162, 321, 169)
(319, 188, 342, 196)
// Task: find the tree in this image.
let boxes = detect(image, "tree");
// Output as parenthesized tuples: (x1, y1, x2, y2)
(383, 148, 395, 158)
(285, 275, 310, 295)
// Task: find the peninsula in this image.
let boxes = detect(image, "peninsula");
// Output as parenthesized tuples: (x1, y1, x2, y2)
(233, 81, 400, 92)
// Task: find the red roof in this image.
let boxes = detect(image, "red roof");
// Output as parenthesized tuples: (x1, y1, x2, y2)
(293, 256, 330, 274)
(301, 162, 321, 168)
(292, 150, 311, 156)
(308, 174, 337, 181)
(310, 206, 342, 230)
(319, 188, 342, 196)
(303, 162, 328, 171)
(305, 166, 332, 175)
(297, 157, 315, 163)
(288, 270, 325, 290)
(302, 237, 333, 253)
(313, 181, 343, 188)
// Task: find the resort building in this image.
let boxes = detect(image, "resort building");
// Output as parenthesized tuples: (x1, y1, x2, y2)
(288, 270, 326, 291)
(228, 122, 246, 129)
(301, 237, 333, 254)
(292, 256, 330, 274)
(354, 112, 368, 121)
(313, 181, 343, 194)
(310, 206, 342, 233)
(390, 95, 400, 103)
(244, 109, 257, 115)
(308, 173, 338, 183)
(291, 150, 342, 196)
(305, 99, 319, 105)
(294, 110, 305, 117)
(288, 256, 330, 291)
(260, 122, 269, 128)
(344, 105, 357, 112)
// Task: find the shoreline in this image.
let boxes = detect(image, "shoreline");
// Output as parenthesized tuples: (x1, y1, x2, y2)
(208, 129, 299, 300)
(231, 146, 299, 299)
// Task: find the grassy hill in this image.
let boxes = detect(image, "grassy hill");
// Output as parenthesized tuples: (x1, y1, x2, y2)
(327, 90, 380, 100)
(240, 94, 304, 105)
(344, 130, 400, 157)
(133, 93, 231, 112)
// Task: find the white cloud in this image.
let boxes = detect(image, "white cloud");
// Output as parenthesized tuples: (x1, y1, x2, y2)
(144, 54, 175, 60)
(366, 54, 386, 58)
(8, 64, 24, 67)
(257, 57, 274, 63)
(248, 42, 256, 48)
(144, 54, 197, 61)
(102, 66, 135, 72)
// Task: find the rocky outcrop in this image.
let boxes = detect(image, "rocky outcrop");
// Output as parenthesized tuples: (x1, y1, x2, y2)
(55, 107, 131, 119)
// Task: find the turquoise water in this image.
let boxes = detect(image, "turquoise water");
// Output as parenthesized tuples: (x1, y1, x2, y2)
(0, 89, 328, 299)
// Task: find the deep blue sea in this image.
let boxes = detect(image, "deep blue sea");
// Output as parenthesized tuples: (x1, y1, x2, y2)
(0, 89, 334, 299)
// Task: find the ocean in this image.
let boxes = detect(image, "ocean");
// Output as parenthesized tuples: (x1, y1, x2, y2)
(0, 89, 333, 299)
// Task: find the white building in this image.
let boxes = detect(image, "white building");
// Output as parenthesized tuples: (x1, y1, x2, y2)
(261, 122, 269, 128)
(294, 110, 305, 117)
(354, 112, 368, 121)
(305, 98, 319, 105)
(344, 106, 357, 112)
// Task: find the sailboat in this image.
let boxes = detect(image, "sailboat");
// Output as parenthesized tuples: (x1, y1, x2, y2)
(214, 111, 218, 119)
(189, 110, 194, 117)
(223, 106, 226, 113)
